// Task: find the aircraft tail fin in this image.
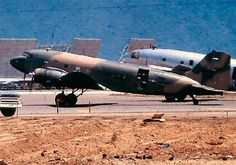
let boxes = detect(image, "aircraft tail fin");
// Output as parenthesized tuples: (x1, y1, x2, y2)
(185, 50, 231, 90)
(121, 38, 156, 55)
(69, 38, 101, 58)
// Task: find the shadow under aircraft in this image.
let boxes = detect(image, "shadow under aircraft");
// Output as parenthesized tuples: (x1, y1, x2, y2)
(10, 49, 231, 106)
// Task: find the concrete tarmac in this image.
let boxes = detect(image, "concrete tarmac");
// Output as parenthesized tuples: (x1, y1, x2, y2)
(2, 90, 236, 117)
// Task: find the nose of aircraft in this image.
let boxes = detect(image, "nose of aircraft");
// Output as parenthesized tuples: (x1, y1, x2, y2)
(10, 56, 31, 73)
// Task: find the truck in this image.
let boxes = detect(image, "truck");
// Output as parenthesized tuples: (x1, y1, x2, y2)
(0, 91, 22, 117)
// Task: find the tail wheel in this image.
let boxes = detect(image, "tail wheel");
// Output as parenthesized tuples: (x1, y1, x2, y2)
(66, 93, 77, 106)
(0, 108, 16, 117)
(189, 94, 199, 105)
(55, 93, 67, 107)
(193, 99, 199, 105)
(165, 95, 176, 102)
(176, 95, 187, 102)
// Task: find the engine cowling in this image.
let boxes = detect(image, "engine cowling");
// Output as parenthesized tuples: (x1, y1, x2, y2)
(33, 68, 67, 88)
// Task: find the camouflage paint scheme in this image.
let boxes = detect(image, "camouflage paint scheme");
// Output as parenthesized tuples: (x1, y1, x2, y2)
(10, 49, 230, 105)
(185, 51, 231, 90)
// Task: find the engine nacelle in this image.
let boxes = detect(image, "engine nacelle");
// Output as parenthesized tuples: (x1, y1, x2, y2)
(33, 68, 67, 87)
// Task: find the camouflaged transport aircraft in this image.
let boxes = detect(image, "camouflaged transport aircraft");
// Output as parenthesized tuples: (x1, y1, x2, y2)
(10, 49, 230, 106)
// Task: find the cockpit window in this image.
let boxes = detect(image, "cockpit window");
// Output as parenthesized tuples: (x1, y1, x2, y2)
(23, 52, 33, 58)
(131, 51, 140, 59)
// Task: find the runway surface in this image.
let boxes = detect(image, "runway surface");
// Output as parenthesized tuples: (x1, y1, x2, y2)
(2, 90, 236, 117)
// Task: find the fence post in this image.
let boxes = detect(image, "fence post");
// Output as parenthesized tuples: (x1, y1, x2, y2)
(56, 99, 59, 114)
(89, 101, 91, 113)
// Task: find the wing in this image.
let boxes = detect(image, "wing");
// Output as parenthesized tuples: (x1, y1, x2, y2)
(60, 72, 102, 90)
(33, 68, 102, 90)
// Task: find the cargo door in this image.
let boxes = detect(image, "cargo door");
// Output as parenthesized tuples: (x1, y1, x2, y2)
(136, 68, 149, 90)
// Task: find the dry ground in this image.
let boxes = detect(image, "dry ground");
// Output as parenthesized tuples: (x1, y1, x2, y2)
(0, 116, 235, 165)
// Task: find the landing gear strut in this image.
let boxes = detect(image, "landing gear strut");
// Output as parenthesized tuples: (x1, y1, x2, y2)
(190, 95, 199, 105)
(55, 89, 87, 107)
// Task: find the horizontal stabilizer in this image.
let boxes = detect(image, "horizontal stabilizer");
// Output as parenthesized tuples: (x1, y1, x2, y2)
(190, 84, 223, 95)
(171, 65, 192, 75)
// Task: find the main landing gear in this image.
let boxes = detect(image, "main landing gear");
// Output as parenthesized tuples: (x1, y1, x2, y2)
(165, 94, 199, 105)
(55, 89, 87, 107)
(165, 95, 187, 102)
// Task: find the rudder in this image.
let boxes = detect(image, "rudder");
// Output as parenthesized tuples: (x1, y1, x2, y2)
(185, 50, 231, 90)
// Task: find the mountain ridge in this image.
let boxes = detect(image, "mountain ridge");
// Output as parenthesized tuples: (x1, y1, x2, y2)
(0, 0, 235, 59)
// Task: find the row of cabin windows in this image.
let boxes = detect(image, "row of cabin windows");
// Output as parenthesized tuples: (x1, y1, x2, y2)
(130, 53, 195, 66)
(161, 58, 194, 66)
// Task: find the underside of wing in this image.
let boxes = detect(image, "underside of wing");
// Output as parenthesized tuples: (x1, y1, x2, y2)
(33, 67, 102, 90)
(60, 72, 102, 90)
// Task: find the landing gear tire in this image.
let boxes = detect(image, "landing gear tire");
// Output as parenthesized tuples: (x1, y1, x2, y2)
(165, 95, 176, 102)
(176, 95, 187, 102)
(0, 108, 16, 117)
(55, 93, 67, 107)
(66, 93, 77, 106)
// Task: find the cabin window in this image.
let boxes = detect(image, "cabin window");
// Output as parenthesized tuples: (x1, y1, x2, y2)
(162, 58, 166, 61)
(189, 60, 194, 66)
(180, 61, 184, 64)
(23, 52, 32, 58)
